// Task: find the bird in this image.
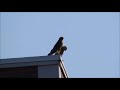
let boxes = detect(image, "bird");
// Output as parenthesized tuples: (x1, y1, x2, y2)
(48, 37, 64, 55)
(55, 46, 67, 56)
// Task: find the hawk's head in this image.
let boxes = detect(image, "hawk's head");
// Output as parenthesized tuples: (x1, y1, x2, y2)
(59, 37, 64, 40)
(61, 46, 67, 51)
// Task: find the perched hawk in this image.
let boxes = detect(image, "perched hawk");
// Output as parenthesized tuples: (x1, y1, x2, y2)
(55, 46, 67, 56)
(48, 37, 64, 55)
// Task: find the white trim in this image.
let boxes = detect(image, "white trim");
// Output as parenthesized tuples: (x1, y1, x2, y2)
(59, 57, 68, 78)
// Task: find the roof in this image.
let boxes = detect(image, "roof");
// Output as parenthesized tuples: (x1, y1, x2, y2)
(0, 55, 68, 78)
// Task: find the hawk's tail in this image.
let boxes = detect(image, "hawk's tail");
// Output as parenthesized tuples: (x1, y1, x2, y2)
(48, 53, 52, 55)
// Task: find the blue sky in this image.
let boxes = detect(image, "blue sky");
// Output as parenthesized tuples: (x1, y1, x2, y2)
(0, 12, 120, 78)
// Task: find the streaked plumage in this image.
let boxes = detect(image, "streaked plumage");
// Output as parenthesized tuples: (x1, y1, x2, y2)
(55, 46, 67, 56)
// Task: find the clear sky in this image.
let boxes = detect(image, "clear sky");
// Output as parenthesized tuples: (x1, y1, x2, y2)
(0, 12, 120, 78)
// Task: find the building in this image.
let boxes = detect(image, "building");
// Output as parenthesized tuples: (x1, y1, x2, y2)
(0, 55, 68, 78)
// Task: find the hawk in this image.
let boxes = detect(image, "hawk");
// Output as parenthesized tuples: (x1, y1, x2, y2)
(55, 46, 67, 56)
(48, 37, 64, 55)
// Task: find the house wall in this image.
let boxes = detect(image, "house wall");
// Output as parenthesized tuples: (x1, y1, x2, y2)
(38, 64, 59, 78)
(0, 66, 38, 78)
